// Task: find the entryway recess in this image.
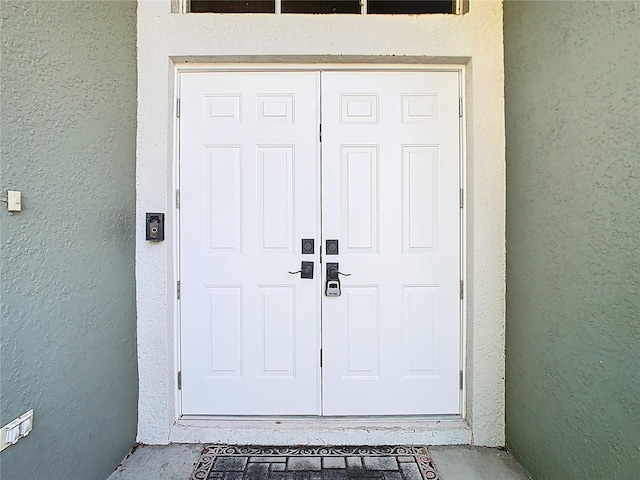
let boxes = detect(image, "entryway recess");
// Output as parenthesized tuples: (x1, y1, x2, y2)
(178, 70, 462, 417)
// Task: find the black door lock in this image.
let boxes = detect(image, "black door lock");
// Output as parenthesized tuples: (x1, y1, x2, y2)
(326, 239, 339, 255)
(326, 262, 351, 297)
(302, 239, 315, 254)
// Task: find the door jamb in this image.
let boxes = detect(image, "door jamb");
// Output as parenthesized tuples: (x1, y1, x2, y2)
(172, 63, 467, 422)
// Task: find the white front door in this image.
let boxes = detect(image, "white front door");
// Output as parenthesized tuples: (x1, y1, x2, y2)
(321, 72, 461, 415)
(179, 72, 321, 415)
(179, 70, 461, 416)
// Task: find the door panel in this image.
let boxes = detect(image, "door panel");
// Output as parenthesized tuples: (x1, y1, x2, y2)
(321, 71, 461, 415)
(341, 146, 379, 253)
(179, 72, 321, 415)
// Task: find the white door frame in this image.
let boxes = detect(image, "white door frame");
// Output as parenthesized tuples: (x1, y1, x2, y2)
(169, 64, 469, 444)
(136, 0, 506, 448)
(137, 56, 506, 446)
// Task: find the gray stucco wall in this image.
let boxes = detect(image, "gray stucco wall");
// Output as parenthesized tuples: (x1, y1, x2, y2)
(504, 1, 640, 478)
(0, 2, 138, 479)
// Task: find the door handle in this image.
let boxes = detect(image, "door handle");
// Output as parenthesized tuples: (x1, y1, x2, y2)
(288, 261, 314, 279)
(326, 263, 351, 279)
(325, 263, 350, 297)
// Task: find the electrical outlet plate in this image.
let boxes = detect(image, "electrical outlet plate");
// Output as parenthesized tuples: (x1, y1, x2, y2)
(7, 190, 21, 212)
(0, 409, 33, 452)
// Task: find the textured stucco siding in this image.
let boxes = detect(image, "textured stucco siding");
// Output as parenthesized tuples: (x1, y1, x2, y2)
(0, 2, 138, 479)
(504, 1, 640, 478)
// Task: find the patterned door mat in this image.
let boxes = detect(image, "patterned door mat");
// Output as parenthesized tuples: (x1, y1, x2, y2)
(190, 445, 441, 480)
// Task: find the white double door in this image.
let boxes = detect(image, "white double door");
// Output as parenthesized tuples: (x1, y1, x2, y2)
(179, 70, 461, 416)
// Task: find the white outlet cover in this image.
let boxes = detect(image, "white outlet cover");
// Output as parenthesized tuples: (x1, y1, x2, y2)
(0, 409, 33, 452)
(7, 190, 21, 212)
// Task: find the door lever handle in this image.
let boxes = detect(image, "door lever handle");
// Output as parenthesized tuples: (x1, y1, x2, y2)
(328, 269, 351, 277)
(325, 263, 348, 297)
(288, 261, 314, 279)
(326, 263, 350, 279)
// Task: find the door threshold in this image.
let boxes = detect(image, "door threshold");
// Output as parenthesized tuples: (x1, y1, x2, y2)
(171, 416, 471, 445)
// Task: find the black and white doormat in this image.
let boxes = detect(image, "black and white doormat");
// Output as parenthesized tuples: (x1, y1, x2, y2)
(190, 445, 441, 480)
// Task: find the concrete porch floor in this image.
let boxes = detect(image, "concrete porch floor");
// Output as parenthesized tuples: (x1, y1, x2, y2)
(107, 444, 531, 480)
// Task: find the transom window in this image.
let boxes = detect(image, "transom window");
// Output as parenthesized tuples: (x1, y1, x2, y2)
(188, 0, 465, 14)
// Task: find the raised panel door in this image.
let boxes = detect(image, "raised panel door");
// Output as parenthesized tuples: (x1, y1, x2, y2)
(179, 71, 321, 415)
(321, 71, 461, 415)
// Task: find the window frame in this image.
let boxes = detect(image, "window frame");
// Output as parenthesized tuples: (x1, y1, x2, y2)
(176, 0, 468, 15)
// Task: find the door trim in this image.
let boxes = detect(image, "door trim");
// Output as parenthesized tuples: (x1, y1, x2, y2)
(173, 64, 467, 420)
(138, 0, 506, 446)
(171, 416, 471, 445)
